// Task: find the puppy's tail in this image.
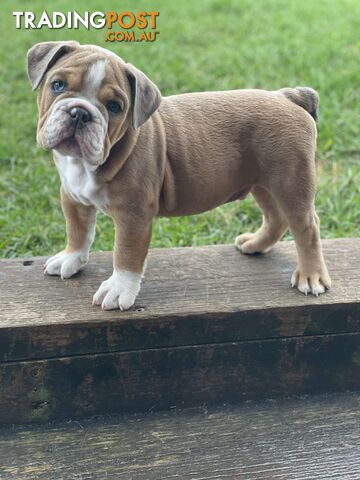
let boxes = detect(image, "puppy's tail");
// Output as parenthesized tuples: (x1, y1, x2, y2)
(279, 87, 319, 122)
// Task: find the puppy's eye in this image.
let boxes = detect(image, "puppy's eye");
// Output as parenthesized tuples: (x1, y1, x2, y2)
(52, 80, 67, 93)
(106, 100, 122, 115)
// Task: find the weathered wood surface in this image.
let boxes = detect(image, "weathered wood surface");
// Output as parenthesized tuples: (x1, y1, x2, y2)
(0, 392, 359, 480)
(1, 331, 360, 424)
(0, 238, 359, 362)
(0, 239, 359, 424)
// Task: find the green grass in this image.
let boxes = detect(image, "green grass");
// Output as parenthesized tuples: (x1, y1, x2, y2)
(0, 0, 359, 258)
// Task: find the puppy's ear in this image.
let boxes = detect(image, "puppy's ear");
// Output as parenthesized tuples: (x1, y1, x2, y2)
(126, 63, 161, 129)
(27, 41, 79, 90)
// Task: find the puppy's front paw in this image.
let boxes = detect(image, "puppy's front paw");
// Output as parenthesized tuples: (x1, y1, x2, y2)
(92, 270, 142, 311)
(44, 250, 88, 279)
(291, 267, 331, 296)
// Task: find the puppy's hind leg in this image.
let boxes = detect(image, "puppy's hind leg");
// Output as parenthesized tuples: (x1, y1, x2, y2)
(271, 172, 331, 296)
(235, 186, 288, 254)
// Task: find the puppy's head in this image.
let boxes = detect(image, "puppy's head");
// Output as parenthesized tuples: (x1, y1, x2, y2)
(27, 41, 161, 166)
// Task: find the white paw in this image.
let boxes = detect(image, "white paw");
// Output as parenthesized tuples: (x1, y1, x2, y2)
(291, 268, 331, 296)
(92, 270, 142, 311)
(235, 233, 272, 254)
(44, 250, 88, 279)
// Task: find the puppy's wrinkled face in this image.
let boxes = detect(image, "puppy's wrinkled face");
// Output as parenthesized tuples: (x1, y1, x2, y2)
(36, 49, 130, 166)
(28, 42, 161, 167)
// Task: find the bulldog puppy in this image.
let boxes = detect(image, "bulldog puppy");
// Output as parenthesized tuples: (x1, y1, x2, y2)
(27, 41, 331, 310)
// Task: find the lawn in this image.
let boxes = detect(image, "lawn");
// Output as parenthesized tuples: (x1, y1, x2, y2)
(0, 0, 359, 258)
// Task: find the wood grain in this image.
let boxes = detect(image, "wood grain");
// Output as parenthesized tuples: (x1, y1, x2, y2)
(0, 392, 359, 479)
(0, 239, 359, 425)
(0, 239, 359, 362)
(1, 332, 359, 424)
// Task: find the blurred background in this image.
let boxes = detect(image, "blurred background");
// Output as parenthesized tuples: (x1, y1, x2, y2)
(0, 0, 359, 258)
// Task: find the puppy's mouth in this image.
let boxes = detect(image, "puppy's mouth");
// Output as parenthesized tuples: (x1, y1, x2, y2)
(39, 99, 108, 165)
(43, 126, 88, 163)
(53, 135, 82, 158)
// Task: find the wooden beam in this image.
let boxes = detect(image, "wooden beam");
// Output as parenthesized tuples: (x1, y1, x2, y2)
(0, 239, 359, 423)
(1, 332, 360, 424)
(1, 238, 359, 362)
(0, 392, 359, 479)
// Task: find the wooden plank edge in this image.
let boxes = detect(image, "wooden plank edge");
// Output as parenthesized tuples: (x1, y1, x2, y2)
(1, 302, 359, 363)
(0, 331, 359, 425)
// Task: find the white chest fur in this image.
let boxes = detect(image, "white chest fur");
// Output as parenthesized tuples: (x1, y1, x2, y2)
(55, 155, 108, 213)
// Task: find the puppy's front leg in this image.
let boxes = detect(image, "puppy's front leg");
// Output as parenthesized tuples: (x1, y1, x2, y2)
(44, 187, 96, 278)
(93, 212, 152, 311)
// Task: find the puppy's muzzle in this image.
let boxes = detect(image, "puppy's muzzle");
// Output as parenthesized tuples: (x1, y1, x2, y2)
(70, 107, 92, 129)
(40, 97, 107, 164)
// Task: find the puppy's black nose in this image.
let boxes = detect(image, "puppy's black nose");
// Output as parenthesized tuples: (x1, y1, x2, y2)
(70, 107, 91, 128)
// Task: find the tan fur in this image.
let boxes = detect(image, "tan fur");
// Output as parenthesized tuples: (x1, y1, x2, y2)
(28, 42, 331, 308)
(61, 187, 96, 253)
